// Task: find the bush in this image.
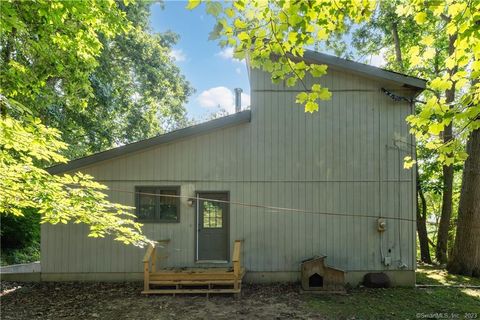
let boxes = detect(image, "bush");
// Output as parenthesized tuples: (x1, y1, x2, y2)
(1, 208, 41, 265)
(1, 208, 40, 249)
(0, 242, 40, 266)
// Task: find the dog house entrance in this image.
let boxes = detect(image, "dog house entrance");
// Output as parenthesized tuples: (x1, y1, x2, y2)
(301, 256, 345, 292)
(309, 273, 324, 288)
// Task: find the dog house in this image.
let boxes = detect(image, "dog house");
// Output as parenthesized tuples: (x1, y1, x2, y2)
(301, 256, 345, 292)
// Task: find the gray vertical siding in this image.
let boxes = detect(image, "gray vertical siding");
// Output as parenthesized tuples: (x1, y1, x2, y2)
(41, 67, 417, 276)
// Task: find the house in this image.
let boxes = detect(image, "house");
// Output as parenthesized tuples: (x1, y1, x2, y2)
(44, 50, 425, 287)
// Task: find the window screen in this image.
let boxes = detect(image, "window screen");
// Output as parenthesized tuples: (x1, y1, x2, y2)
(135, 186, 180, 222)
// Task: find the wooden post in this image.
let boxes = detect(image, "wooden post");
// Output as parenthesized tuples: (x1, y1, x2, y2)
(151, 247, 156, 273)
(144, 261, 149, 292)
(232, 240, 242, 293)
(142, 244, 154, 293)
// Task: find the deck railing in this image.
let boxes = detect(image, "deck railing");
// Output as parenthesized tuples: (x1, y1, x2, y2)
(232, 240, 242, 290)
(142, 239, 245, 295)
(143, 239, 170, 292)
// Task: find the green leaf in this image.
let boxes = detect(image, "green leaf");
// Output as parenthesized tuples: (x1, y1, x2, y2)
(311, 84, 321, 92)
(317, 88, 332, 100)
(403, 156, 416, 169)
(414, 12, 427, 24)
(430, 78, 452, 91)
(206, 2, 222, 17)
(305, 101, 318, 113)
(286, 77, 296, 87)
(428, 122, 444, 135)
(225, 8, 235, 18)
(296, 92, 308, 104)
(234, 18, 247, 29)
(186, 0, 201, 10)
(238, 32, 249, 41)
(457, 151, 468, 161)
(316, 28, 328, 40)
(310, 64, 328, 77)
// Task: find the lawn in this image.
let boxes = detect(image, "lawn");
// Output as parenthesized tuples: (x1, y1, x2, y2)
(1, 266, 478, 320)
(307, 266, 480, 319)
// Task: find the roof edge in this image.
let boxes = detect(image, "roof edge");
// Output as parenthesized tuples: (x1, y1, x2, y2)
(48, 110, 252, 175)
(300, 50, 427, 90)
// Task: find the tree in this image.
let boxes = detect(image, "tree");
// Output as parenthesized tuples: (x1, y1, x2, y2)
(1, 0, 192, 159)
(0, 1, 158, 246)
(448, 127, 480, 276)
(79, 1, 193, 158)
(190, 0, 480, 274)
(0, 96, 148, 246)
(351, 0, 473, 264)
(396, 0, 480, 276)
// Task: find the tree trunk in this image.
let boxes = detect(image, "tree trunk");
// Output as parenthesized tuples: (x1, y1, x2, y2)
(447, 128, 480, 277)
(436, 141, 454, 264)
(435, 33, 457, 264)
(417, 165, 432, 263)
(391, 22, 403, 70)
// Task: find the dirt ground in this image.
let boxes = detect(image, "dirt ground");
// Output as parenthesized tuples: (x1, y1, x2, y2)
(0, 281, 319, 320)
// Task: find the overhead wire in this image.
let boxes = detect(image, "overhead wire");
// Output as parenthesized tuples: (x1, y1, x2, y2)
(107, 188, 417, 223)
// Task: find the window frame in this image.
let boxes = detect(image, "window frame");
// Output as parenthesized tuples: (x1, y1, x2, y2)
(135, 186, 181, 223)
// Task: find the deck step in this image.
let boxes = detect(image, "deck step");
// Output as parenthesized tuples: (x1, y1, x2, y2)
(142, 288, 241, 295)
(149, 280, 240, 285)
(142, 240, 245, 295)
(149, 274, 239, 281)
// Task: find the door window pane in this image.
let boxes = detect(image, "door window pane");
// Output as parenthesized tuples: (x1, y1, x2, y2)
(203, 201, 223, 228)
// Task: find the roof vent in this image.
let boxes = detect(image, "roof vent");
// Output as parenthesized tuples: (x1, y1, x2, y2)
(234, 88, 242, 113)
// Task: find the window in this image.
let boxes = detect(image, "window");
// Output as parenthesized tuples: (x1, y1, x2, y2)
(135, 186, 180, 222)
(203, 201, 223, 228)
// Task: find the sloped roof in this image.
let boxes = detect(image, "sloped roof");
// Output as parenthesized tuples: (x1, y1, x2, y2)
(301, 50, 426, 90)
(48, 110, 251, 174)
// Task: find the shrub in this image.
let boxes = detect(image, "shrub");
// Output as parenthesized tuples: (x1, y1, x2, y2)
(1, 208, 40, 250)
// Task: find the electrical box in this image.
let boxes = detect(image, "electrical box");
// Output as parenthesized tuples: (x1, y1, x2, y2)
(383, 256, 391, 266)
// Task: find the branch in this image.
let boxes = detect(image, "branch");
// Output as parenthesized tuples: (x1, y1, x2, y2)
(268, 19, 308, 91)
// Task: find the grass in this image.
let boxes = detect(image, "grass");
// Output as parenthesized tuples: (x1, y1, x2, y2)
(307, 266, 480, 320)
(416, 264, 480, 286)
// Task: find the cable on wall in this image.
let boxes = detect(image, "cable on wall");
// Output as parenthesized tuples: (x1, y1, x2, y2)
(381, 88, 425, 104)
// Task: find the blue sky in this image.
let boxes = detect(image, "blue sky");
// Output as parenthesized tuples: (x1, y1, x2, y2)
(150, 1, 251, 120)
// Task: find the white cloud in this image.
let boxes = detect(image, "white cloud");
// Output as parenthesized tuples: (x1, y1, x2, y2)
(196, 86, 250, 114)
(216, 47, 243, 64)
(216, 47, 234, 59)
(235, 67, 242, 74)
(169, 48, 186, 62)
(369, 48, 387, 67)
(241, 92, 251, 109)
(197, 87, 233, 110)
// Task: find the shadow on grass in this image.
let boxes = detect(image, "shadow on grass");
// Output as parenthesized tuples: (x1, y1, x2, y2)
(306, 266, 480, 320)
(416, 264, 480, 286)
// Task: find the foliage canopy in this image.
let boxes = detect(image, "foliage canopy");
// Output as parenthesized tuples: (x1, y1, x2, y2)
(1, 0, 192, 158)
(0, 96, 148, 246)
(0, 0, 197, 246)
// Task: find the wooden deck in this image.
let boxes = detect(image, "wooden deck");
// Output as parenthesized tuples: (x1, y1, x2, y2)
(142, 240, 245, 296)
